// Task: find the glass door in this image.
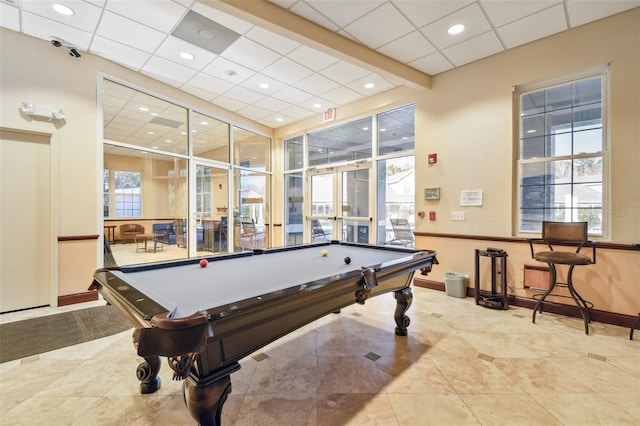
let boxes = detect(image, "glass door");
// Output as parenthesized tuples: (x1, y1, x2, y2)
(308, 163, 372, 243)
(192, 162, 230, 256)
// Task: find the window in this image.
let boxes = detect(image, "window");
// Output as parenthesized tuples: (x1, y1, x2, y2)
(103, 169, 109, 217)
(517, 73, 605, 234)
(378, 104, 415, 155)
(113, 170, 142, 218)
(307, 117, 372, 167)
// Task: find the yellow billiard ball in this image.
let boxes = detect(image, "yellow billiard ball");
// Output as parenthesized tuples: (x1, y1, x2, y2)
(321, 249, 328, 257)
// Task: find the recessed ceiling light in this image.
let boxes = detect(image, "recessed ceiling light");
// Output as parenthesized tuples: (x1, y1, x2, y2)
(259, 83, 270, 89)
(147, 131, 155, 135)
(150, 112, 159, 116)
(380, 128, 386, 132)
(52, 3, 74, 16)
(313, 103, 322, 108)
(275, 117, 283, 122)
(165, 139, 172, 143)
(180, 51, 194, 60)
(152, 146, 159, 149)
(364, 83, 375, 89)
(138, 107, 149, 112)
(362, 127, 369, 131)
(448, 24, 465, 35)
(200, 121, 209, 125)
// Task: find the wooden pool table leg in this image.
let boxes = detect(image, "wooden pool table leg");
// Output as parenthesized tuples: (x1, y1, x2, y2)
(183, 362, 241, 426)
(394, 287, 413, 336)
(136, 355, 161, 394)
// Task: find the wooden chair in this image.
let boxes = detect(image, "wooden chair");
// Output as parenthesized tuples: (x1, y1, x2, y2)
(528, 221, 596, 334)
(389, 218, 414, 246)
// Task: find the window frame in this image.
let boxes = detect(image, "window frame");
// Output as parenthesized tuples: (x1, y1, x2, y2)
(514, 66, 609, 237)
(104, 169, 143, 218)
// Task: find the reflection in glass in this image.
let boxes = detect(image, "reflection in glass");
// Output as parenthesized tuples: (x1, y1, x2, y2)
(378, 104, 415, 155)
(285, 173, 303, 246)
(196, 165, 229, 253)
(376, 156, 415, 246)
(192, 112, 229, 162)
(308, 117, 372, 166)
(234, 126, 270, 171)
(284, 135, 304, 171)
(103, 146, 189, 262)
(103, 79, 188, 155)
(234, 168, 270, 251)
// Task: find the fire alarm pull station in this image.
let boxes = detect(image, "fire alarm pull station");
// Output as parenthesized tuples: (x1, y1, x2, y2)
(429, 211, 436, 221)
(428, 153, 437, 164)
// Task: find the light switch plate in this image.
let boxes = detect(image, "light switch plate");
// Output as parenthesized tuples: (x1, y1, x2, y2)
(451, 211, 465, 221)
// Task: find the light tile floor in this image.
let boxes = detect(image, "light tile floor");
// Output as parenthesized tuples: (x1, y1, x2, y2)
(1, 287, 638, 425)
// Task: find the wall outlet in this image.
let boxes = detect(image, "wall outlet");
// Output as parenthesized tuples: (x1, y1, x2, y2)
(451, 211, 465, 221)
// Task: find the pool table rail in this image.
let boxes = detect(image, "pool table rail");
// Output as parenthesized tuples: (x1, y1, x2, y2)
(90, 244, 438, 426)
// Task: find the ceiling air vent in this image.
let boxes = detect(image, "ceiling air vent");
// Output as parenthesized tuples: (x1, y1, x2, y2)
(149, 116, 184, 128)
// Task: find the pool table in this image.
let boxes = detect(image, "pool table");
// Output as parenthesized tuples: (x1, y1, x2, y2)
(90, 241, 437, 425)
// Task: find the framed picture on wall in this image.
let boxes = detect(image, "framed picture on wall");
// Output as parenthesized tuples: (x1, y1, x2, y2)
(424, 187, 440, 200)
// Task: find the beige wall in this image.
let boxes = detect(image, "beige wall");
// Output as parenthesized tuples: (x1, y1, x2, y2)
(0, 29, 272, 300)
(275, 9, 640, 316)
(1, 9, 638, 312)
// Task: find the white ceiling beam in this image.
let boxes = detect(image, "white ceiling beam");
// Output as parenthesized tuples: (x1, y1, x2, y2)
(200, 0, 432, 90)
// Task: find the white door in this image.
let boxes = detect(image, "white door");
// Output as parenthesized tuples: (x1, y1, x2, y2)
(0, 129, 51, 312)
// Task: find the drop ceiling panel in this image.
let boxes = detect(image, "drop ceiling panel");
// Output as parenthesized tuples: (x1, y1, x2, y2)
(497, 4, 568, 49)
(21, 0, 103, 32)
(442, 31, 504, 66)
(272, 86, 314, 104)
(321, 86, 364, 105)
(3, 0, 636, 132)
(96, 11, 165, 53)
(296, 74, 341, 96)
(409, 52, 454, 75)
(22, 13, 93, 50)
(244, 26, 301, 55)
(186, 73, 235, 96)
(0, 4, 20, 32)
(287, 45, 340, 72)
(393, 0, 473, 28)
(90, 36, 151, 70)
(420, 3, 494, 50)
(155, 36, 218, 71)
(343, 3, 414, 49)
(289, 1, 341, 31)
(261, 57, 315, 85)
(305, 0, 384, 28)
(142, 56, 199, 85)
(377, 31, 437, 63)
(320, 61, 370, 85)
(566, 0, 640, 26)
(220, 37, 281, 72)
(202, 57, 255, 84)
(105, 0, 186, 33)
(481, 0, 561, 27)
(240, 73, 288, 95)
